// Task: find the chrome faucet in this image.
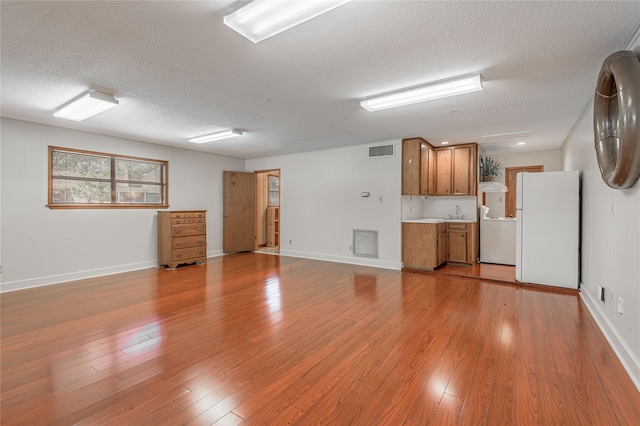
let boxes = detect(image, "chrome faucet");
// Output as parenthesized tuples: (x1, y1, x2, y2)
(455, 205, 460, 219)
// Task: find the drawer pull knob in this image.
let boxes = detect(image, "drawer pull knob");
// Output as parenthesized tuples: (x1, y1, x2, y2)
(176, 215, 181, 218)
(176, 242, 182, 246)
(198, 251, 203, 255)
(198, 240, 203, 243)
(177, 254, 182, 258)
(198, 228, 203, 232)
(176, 230, 182, 235)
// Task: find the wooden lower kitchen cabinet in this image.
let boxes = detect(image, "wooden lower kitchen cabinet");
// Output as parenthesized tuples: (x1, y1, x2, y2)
(158, 210, 207, 269)
(446, 222, 478, 265)
(402, 222, 447, 270)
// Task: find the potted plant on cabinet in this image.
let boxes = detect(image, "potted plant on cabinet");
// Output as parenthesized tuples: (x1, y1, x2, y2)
(480, 155, 502, 182)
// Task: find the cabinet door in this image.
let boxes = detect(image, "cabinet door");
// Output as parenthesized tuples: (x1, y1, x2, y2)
(453, 146, 472, 195)
(402, 139, 421, 195)
(421, 144, 435, 196)
(448, 231, 468, 263)
(436, 148, 452, 195)
(402, 223, 438, 269)
(437, 232, 448, 266)
(427, 147, 436, 196)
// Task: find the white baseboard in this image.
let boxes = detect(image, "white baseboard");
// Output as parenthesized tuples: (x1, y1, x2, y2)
(279, 249, 402, 270)
(0, 260, 159, 293)
(581, 289, 640, 391)
(0, 251, 226, 293)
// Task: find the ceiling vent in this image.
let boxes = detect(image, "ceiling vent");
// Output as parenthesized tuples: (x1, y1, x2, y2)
(368, 144, 394, 158)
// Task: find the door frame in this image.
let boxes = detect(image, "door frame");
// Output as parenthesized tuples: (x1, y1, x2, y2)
(505, 165, 544, 217)
(254, 169, 280, 252)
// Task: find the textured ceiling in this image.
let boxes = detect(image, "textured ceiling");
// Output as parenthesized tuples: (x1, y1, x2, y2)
(1, 1, 639, 159)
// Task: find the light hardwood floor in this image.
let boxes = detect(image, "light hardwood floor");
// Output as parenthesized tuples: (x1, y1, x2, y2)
(2, 253, 639, 425)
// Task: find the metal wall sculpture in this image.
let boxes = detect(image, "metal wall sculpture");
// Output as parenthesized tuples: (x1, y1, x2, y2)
(594, 50, 640, 189)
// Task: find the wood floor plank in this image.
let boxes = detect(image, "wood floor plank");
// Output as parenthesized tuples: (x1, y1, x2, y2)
(1, 253, 639, 425)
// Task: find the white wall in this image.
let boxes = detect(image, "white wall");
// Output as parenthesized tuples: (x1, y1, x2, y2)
(0, 118, 245, 291)
(247, 140, 402, 270)
(561, 45, 640, 388)
(484, 150, 562, 217)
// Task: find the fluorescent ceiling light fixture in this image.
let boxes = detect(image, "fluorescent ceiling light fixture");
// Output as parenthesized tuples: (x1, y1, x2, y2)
(53, 91, 119, 121)
(361, 74, 483, 112)
(482, 130, 532, 142)
(517, 141, 526, 146)
(188, 129, 243, 143)
(224, 0, 351, 43)
(440, 141, 450, 145)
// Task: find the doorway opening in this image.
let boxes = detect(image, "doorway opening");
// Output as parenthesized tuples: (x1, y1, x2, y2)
(255, 169, 280, 254)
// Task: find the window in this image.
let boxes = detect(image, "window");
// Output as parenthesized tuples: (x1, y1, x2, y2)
(48, 146, 168, 209)
(268, 175, 279, 206)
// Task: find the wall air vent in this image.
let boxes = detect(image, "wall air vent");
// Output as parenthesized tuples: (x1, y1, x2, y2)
(368, 144, 394, 158)
(353, 229, 379, 259)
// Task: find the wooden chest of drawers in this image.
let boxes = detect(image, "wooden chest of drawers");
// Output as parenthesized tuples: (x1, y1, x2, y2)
(158, 210, 206, 269)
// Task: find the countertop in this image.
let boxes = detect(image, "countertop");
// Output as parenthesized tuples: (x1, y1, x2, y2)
(402, 218, 476, 224)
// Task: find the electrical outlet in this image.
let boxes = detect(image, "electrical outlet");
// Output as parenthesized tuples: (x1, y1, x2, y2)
(617, 297, 624, 315)
(598, 286, 605, 302)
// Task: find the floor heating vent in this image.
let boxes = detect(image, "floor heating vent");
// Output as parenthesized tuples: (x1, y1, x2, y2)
(353, 229, 379, 259)
(368, 144, 394, 158)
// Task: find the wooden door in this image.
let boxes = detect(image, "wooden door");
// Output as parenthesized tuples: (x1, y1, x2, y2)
(436, 148, 452, 195)
(223, 171, 256, 253)
(504, 165, 544, 218)
(452, 146, 471, 195)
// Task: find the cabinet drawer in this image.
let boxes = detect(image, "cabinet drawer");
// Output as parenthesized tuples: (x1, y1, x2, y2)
(192, 217, 205, 224)
(171, 212, 194, 219)
(172, 235, 206, 249)
(171, 246, 206, 262)
(437, 223, 447, 233)
(172, 224, 206, 237)
(447, 223, 468, 231)
(193, 211, 205, 219)
(171, 218, 192, 225)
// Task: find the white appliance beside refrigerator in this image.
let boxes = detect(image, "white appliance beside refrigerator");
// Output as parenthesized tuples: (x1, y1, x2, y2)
(516, 171, 580, 289)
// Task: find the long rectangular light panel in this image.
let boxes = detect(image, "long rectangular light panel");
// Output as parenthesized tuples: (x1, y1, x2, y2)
(188, 129, 243, 143)
(224, 0, 351, 43)
(361, 74, 483, 112)
(54, 91, 119, 121)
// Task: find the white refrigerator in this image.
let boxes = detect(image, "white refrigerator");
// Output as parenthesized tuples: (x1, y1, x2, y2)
(515, 171, 580, 289)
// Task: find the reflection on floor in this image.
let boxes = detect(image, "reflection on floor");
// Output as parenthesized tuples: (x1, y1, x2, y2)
(255, 246, 279, 254)
(434, 262, 516, 283)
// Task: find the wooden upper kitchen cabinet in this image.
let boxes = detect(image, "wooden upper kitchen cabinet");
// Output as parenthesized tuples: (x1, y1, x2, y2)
(402, 138, 435, 196)
(402, 222, 447, 270)
(158, 210, 207, 269)
(435, 143, 478, 196)
(446, 222, 478, 265)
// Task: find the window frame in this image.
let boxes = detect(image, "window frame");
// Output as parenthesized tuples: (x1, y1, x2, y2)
(267, 174, 279, 207)
(48, 146, 169, 209)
